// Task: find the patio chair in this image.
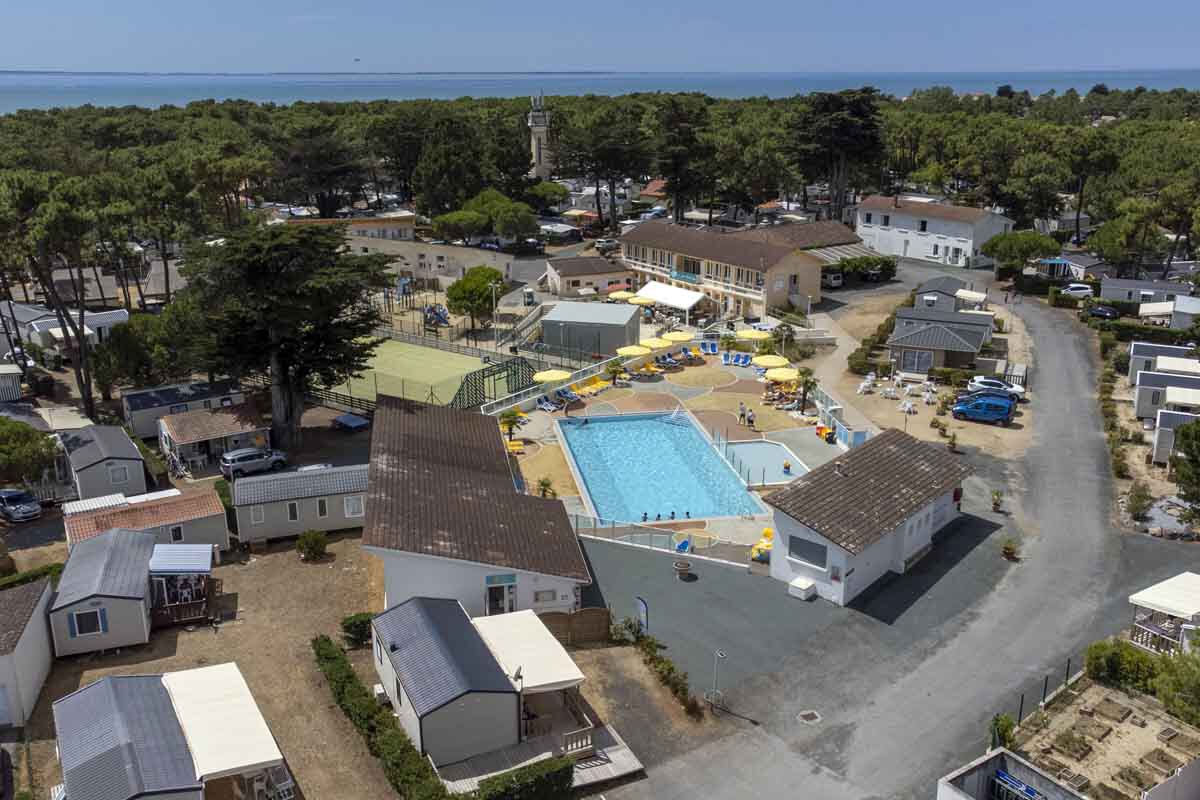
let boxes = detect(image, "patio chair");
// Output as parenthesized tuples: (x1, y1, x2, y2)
(736, 353, 752, 367)
(506, 440, 526, 455)
(706, 341, 719, 355)
(721, 351, 732, 366)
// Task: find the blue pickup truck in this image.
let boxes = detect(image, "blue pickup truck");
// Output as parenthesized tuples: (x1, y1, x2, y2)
(952, 396, 1015, 426)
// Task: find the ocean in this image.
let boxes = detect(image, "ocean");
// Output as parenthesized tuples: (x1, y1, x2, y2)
(2, 69, 1200, 114)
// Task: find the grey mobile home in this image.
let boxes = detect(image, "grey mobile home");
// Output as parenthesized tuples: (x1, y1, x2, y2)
(232, 464, 368, 542)
(122, 380, 244, 439)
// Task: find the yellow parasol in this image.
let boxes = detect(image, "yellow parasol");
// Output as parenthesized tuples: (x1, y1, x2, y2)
(639, 337, 671, 349)
(628, 296, 656, 306)
(751, 354, 789, 368)
(616, 345, 651, 357)
(608, 290, 635, 300)
(736, 329, 771, 341)
(765, 367, 800, 382)
(662, 331, 693, 343)
(532, 369, 573, 383)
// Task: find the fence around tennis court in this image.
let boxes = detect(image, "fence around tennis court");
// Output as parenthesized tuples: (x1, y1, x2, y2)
(479, 355, 623, 416)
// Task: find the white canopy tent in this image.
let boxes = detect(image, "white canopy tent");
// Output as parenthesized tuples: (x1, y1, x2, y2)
(163, 662, 284, 781)
(473, 610, 585, 694)
(635, 281, 705, 324)
(955, 288, 987, 305)
(1139, 301, 1175, 318)
(1129, 572, 1200, 621)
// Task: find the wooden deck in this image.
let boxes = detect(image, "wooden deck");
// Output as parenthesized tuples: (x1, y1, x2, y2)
(436, 724, 643, 795)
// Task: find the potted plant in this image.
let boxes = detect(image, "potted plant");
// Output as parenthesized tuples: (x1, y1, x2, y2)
(947, 432, 957, 452)
(1001, 536, 1020, 561)
(498, 409, 522, 441)
(536, 476, 556, 498)
(991, 489, 1003, 512)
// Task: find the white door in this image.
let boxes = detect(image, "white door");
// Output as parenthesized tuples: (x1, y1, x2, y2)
(902, 239, 910, 257)
(0, 683, 12, 726)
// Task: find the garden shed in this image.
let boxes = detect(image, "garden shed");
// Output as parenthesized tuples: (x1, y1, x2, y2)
(540, 301, 640, 356)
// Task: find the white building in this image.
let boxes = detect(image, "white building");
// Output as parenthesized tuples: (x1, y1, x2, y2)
(938, 748, 1088, 800)
(766, 429, 973, 607)
(1133, 370, 1200, 419)
(1127, 341, 1196, 384)
(363, 397, 591, 617)
(855, 195, 1012, 268)
(1152, 409, 1200, 464)
(0, 578, 53, 728)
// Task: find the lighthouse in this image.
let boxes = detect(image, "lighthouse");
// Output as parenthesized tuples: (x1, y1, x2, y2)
(527, 93, 553, 180)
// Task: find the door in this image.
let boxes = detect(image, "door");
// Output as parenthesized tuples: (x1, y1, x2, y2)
(0, 683, 11, 726)
(902, 239, 910, 257)
(486, 585, 508, 615)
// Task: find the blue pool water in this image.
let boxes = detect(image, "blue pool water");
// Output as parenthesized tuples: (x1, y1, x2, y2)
(558, 413, 764, 522)
(725, 440, 808, 485)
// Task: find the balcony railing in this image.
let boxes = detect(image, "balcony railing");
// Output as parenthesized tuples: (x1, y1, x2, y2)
(670, 270, 702, 284)
(623, 256, 764, 298)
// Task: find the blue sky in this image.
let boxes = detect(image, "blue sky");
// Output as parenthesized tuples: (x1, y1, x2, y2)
(3, 0, 1199, 73)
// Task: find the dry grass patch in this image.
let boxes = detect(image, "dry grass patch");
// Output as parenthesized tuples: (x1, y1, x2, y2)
(518, 442, 580, 498)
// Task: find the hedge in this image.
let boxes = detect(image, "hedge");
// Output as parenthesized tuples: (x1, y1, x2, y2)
(1086, 639, 1160, 693)
(476, 756, 575, 799)
(1096, 320, 1195, 344)
(341, 612, 373, 648)
(0, 562, 64, 592)
(928, 368, 974, 387)
(311, 636, 449, 799)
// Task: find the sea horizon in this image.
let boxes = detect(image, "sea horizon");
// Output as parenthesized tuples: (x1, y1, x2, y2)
(2, 68, 1199, 114)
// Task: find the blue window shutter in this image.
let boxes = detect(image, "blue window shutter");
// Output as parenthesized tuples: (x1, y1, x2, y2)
(99, 608, 109, 634)
(68, 613, 77, 638)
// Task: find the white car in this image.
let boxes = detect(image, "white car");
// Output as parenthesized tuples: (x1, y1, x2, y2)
(967, 376, 1026, 400)
(1060, 283, 1094, 299)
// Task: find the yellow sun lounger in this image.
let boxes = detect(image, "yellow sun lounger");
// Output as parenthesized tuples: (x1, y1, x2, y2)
(505, 440, 526, 455)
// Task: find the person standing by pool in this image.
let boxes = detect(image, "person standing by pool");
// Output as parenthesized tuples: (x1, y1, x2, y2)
(747, 409, 756, 430)
(738, 402, 747, 425)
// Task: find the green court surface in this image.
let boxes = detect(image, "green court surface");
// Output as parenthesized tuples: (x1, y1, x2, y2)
(335, 339, 486, 403)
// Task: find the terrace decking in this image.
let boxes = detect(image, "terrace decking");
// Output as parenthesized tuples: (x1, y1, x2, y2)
(436, 724, 643, 795)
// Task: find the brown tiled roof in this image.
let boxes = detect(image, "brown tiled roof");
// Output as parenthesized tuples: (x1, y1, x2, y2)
(764, 429, 974, 555)
(858, 195, 1004, 225)
(736, 220, 862, 250)
(547, 256, 628, 277)
(159, 406, 267, 445)
(363, 397, 591, 583)
(65, 491, 225, 545)
(0, 578, 50, 655)
(640, 179, 668, 198)
(622, 220, 796, 271)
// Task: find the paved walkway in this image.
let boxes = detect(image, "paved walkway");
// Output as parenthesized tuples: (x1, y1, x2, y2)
(807, 311, 876, 434)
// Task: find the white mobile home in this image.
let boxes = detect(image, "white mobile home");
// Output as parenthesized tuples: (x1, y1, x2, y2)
(1134, 372, 1200, 419)
(59, 425, 147, 500)
(232, 464, 368, 543)
(766, 429, 972, 607)
(0, 578, 53, 728)
(1152, 409, 1200, 465)
(1100, 278, 1188, 304)
(122, 380, 244, 439)
(1128, 341, 1196, 384)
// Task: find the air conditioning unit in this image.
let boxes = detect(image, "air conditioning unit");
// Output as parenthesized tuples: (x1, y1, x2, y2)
(373, 684, 391, 707)
(787, 576, 817, 601)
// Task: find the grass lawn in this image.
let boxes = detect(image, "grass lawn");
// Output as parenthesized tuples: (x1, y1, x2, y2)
(333, 339, 489, 403)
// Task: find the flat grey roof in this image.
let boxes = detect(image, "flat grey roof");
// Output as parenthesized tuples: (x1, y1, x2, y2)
(1131, 341, 1195, 359)
(1103, 278, 1187, 291)
(1157, 409, 1200, 431)
(232, 463, 369, 506)
(895, 307, 991, 328)
(373, 597, 514, 718)
(122, 380, 241, 413)
(60, 425, 143, 471)
(543, 301, 638, 326)
(53, 529, 156, 611)
(1136, 371, 1200, 391)
(53, 675, 200, 800)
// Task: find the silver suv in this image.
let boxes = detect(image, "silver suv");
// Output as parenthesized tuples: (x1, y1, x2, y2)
(220, 448, 288, 479)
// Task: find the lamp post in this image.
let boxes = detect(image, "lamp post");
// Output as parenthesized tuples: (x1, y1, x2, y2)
(490, 281, 502, 348)
(705, 649, 727, 709)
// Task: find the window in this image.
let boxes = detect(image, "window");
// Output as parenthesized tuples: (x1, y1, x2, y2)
(395, 679, 403, 707)
(317, 498, 328, 518)
(534, 589, 557, 603)
(882, 215, 890, 227)
(251, 505, 265, 525)
(220, 397, 233, 407)
(108, 465, 129, 485)
(919, 220, 928, 232)
(71, 608, 105, 637)
(932, 244, 939, 256)
(375, 636, 382, 663)
(203, 399, 212, 409)
(787, 536, 828, 568)
(287, 502, 299, 522)
(1152, 390, 1162, 405)
(169, 403, 188, 414)
(344, 495, 365, 518)
(864, 212, 872, 224)
(170, 525, 184, 543)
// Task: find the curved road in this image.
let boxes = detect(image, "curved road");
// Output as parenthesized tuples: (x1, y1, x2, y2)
(607, 293, 1200, 799)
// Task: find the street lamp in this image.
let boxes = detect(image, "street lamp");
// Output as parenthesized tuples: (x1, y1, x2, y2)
(490, 281, 502, 348)
(705, 649, 727, 709)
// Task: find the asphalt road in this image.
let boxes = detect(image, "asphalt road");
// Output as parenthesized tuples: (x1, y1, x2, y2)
(598, 284, 1200, 799)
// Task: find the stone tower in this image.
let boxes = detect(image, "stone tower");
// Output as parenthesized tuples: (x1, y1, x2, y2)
(527, 93, 553, 180)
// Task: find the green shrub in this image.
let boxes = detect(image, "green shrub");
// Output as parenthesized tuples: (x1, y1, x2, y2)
(1127, 482, 1153, 520)
(213, 478, 232, 510)
(297, 530, 328, 560)
(1099, 332, 1117, 357)
(477, 756, 575, 799)
(1112, 350, 1131, 374)
(1098, 320, 1194, 344)
(0, 562, 64, 591)
(341, 612, 374, 648)
(1086, 639, 1160, 692)
(1154, 651, 1200, 727)
(1049, 288, 1080, 309)
(1111, 447, 1131, 478)
(990, 714, 1016, 748)
(928, 367, 974, 387)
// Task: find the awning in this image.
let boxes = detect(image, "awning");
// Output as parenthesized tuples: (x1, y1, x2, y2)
(1166, 386, 1200, 407)
(955, 289, 987, 304)
(1158, 356, 1200, 376)
(576, 287, 597, 296)
(1130, 572, 1200, 620)
(807, 242, 881, 264)
(635, 281, 704, 311)
(150, 544, 214, 575)
(1140, 301, 1174, 317)
(561, 209, 593, 218)
(47, 325, 95, 341)
(163, 663, 284, 781)
(472, 610, 585, 694)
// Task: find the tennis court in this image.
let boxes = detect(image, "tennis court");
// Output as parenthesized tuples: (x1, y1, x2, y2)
(335, 339, 485, 403)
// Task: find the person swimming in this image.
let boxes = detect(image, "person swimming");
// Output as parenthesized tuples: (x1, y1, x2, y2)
(642, 512, 648, 522)
(669, 511, 676, 520)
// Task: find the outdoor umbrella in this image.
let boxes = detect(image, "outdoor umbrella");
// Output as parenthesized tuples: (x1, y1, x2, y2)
(639, 337, 671, 349)
(628, 296, 656, 306)
(609, 290, 635, 300)
(616, 345, 651, 357)
(533, 369, 573, 383)
(662, 331, 693, 343)
(751, 354, 790, 368)
(736, 329, 771, 341)
(765, 367, 800, 382)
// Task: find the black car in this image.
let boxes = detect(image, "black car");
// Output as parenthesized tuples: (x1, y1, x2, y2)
(1088, 305, 1120, 320)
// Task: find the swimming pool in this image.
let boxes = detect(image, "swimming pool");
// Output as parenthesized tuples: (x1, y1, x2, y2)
(557, 412, 765, 522)
(725, 440, 807, 485)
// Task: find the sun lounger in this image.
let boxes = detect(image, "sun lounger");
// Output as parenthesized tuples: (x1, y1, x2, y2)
(556, 388, 580, 403)
(738, 353, 752, 367)
(702, 341, 717, 355)
(721, 351, 732, 366)
(691, 347, 704, 359)
(506, 440, 526, 455)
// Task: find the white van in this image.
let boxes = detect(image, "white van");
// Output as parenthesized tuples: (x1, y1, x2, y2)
(821, 270, 844, 290)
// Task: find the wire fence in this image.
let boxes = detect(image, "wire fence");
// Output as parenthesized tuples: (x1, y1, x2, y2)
(569, 513, 725, 555)
(479, 356, 622, 415)
(992, 647, 1090, 746)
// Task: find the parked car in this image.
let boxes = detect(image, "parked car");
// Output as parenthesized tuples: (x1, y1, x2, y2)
(1087, 305, 1120, 320)
(955, 388, 1017, 405)
(2, 348, 35, 369)
(1060, 283, 1094, 299)
(219, 448, 288, 479)
(0, 488, 41, 522)
(595, 238, 619, 254)
(952, 396, 1015, 426)
(862, 266, 884, 282)
(821, 271, 844, 289)
(967, 376, 1026, 402)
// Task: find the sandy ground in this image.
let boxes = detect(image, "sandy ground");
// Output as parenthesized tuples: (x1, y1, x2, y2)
(19, 533, 393, 800)
(684, 392, 801, 433)
(666, 366, 738, 389)
(518, 442, 581, 498)
(1018, 681, 1200, 797)
(1111, 386, 1178, 500)
(10, 539, 66, 573)
(834, 290, 911, 341)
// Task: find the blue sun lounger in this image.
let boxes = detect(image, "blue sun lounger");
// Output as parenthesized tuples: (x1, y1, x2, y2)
(721, 351, 732, 366)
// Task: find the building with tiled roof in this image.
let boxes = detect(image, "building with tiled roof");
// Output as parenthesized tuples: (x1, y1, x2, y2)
(766, 429, 974, 606)
(64, 490, 228, 550)
(0, 577, 53, 726)
(855, 195, 1013, 269)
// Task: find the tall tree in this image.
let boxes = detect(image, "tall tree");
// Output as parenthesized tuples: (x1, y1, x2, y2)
(786, 89, 882, 223)
(134, 148, 199, 302)
(1091, 197, 1169, 277)
(1059, 127, 1119, 244)
(653, 95, 714, 221)
(0, 418, 59, 484)
(277, 109, 367, 218)
(180, 223, 390, 449)
(412, 112, 486, 217)
(446, 265, 505, 330)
